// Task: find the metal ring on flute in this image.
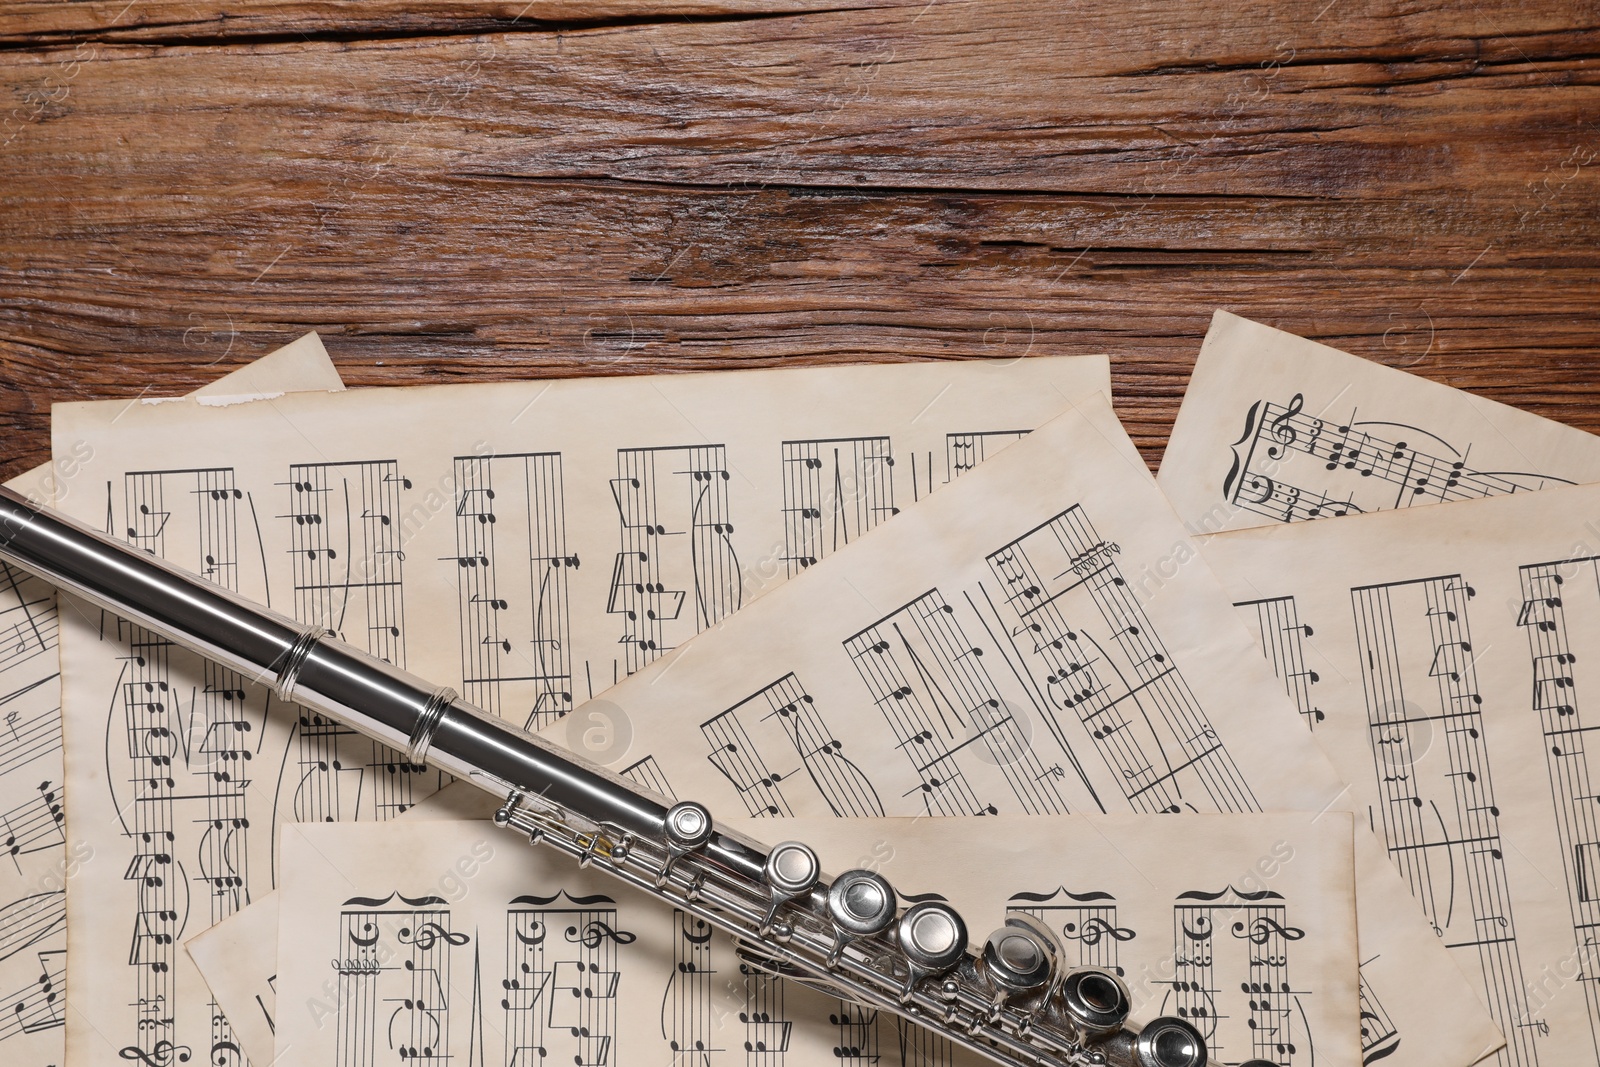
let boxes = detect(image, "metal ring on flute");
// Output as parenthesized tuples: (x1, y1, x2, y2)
(272, 625, 331, 704)
(406, 686, 458, 768)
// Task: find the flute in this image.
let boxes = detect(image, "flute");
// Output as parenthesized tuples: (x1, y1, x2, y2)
(0, 483, 1218, 1067)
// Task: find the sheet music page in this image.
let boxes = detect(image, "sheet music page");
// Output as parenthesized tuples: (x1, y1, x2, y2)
(509, 391, 1502, 1067)
(1196, 479, 1600, 1066)
(0, 334, 342, 1067)
(49, 355, 1115, 1067)
(1155, 311, 1600, 534)
(270, 812, 1358, 1067)
(186, 894, 282, 1067)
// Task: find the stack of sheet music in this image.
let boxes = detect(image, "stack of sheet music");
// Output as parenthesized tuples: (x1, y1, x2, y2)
(7, 310, 1595, 1067)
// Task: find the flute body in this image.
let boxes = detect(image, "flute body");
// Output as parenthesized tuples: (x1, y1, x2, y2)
(0, 483, 1215, 1067)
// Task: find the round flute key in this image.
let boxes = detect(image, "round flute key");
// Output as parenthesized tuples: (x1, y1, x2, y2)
(1134, 1016, 1207, 1067)
(981, 915, 1058, 993)
(764, 841, 821, 897)
(1060, 967, 1132, 1036)
(663, 801, 714, 851)
(898, 901, 968, 974)
(827, 869, 897, 937)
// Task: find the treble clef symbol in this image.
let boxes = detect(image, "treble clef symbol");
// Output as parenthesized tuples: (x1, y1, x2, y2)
(1063, 916, 1137, 946)
(1265, 393, 1306, 458)
(567, 920, 639, 948)
(399, 921, 470, 950)
(119, 1041, 193, 1067)
(1232, 917, 1307, 945)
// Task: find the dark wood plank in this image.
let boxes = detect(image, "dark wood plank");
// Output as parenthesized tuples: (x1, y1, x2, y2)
(0, 1, 877, 45)
(1, 0, 1596, 483)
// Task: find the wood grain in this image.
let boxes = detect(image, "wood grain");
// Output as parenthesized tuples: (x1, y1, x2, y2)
(1, 0, 1597, 483)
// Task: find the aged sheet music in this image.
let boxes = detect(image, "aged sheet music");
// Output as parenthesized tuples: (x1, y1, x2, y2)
(187, 892, 283, 1067)
(1155, 311, 1600, 534)
(50, 355, 1114, 1066)
(0, 334, 343, 1067)
(1197, 480, 1600, 1066)
(269, 813, 1359, 1067)
(519, 392, 1499, 1066)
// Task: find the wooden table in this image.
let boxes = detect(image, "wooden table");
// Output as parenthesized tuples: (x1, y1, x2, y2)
(2, 0, 1596, 482)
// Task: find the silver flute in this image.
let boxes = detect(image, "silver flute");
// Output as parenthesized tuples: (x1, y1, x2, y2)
(0, 483, 1216, 1067)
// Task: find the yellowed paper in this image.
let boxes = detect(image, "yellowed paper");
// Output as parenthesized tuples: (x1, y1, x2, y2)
(270, 813, 1358, 1067)
(50, 355, 1113, 1066)
(1155, 311, 1600, 534)
(185, 896, 283, 1067)
(1198, 479, 1600, 1065)
(0, 334, 341, 1067)
(527, 393, 1504, 1067)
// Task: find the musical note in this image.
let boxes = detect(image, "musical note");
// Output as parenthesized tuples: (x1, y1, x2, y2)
(1221, 390, 1576, 526)
(46, 346, 1208, 1067)
(0, 565, 56, 678)
(829, 1001, 882, 1067)
(1236, 595, 1326, 730)
(700, 710, 794, 818)
(452, 452, 578, 731)
(977, 505, 1256, 814)
(0, 949, 64, 1040)
(1167, 887, 1314, 1063)
(1350, 575, 1539, 1066)
(504, 892, 626, 1067)
(281, 461, 408, 664)
(737, 959, 792, 1064)
(945, 430, 1029, 479)
(280, 460, 438, 826)
(335, 893, 467, 1067)
(1516, 557, 1600, 1058)
(0, 780, 65, 866)
(704, 674, 885, 819)
(660, 911, 716, 1064)
(843, 589, 1067, 817)
(780, 437, 899, 576)
(607, 445, 740, 677)
(110, 469, 262, 1064)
